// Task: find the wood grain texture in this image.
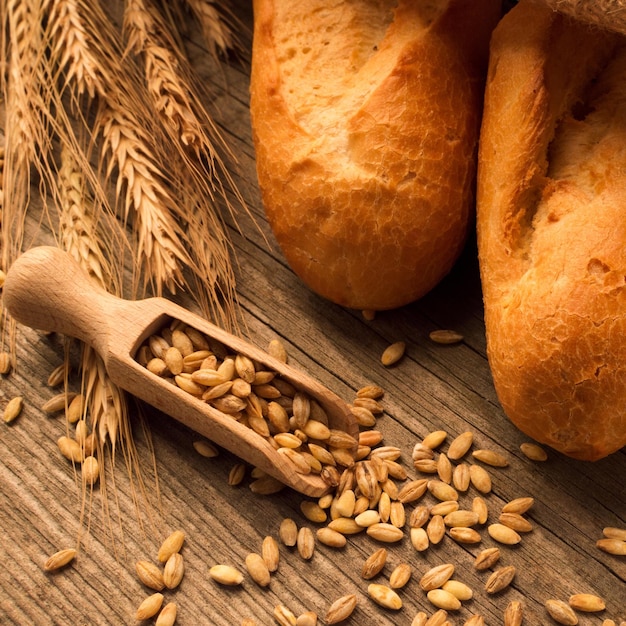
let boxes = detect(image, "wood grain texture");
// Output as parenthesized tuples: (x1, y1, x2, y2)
(0, 2, 624, 625)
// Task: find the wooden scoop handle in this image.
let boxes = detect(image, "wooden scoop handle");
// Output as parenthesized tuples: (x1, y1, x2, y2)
(3, 246, 156, 359)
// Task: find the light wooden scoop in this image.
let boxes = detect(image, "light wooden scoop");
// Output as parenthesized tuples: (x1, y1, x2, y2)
(3, 246, 358, 497)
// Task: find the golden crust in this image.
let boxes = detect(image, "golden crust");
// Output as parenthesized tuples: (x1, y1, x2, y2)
(477, 0, 626, 460)
(250, 0, 499, 310)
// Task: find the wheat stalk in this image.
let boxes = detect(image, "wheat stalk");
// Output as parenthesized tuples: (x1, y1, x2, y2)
(124, 0, 248, 328)
(181, 0, 241, 58)
(46, 0, 193, 296)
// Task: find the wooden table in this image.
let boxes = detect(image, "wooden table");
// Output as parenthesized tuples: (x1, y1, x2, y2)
(1, 2, 624, 625)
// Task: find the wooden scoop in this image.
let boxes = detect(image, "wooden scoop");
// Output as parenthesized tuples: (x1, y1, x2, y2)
(3, 246, 358, 497)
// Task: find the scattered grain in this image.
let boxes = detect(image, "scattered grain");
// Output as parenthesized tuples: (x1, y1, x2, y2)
(368, 583, 402, 610)
(420, 563, 455, 591)
(245, 552, 271, 587)
(488, 523, 521, 545)
(568, 593, 606, 612)
(325, 594, 357, 624)
(504, 600, 523, 626)
(156, 602, 177, 626)
(545, 599, 578, 625)
(362, 547, 387, 579)
(520, 442, 548, 461)
(136, 593, 164, 620)
(381, 341, 405, 366)
(158, 530, 185, 563)
(427, 589, 461, 611)
(209, 564, 244, 586)
(3, 396, 23, 423)
(429, 329, 463, 344)
(485, 565, 516, 594)
(44, 548, 77, 572)
(136, 560, 165, 591)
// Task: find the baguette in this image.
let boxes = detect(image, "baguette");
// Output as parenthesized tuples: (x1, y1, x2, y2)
(250, 0, 500, 311)
(477, 0, 626, 460)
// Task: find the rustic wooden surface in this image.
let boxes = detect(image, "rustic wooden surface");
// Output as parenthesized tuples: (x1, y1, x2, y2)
(1, 2, 624, 625)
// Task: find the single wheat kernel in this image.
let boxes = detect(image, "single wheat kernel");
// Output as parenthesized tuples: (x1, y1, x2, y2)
(596, 538, 626, 555)
(442, 580, 473, 601)
(444, 510, 479, 528)
(163, 553, 184, 589)
(279, 518, 298, 546)
(316, 527, 347, 548)
(410, 527, 429, 551)
(413, 442, 435, 461)
(545, 599, 578, 625)
(499, 512, 533, 533)
(414, 459, 438, 473)
(411, 611, 428, 626)
(472, 496, 489, 525)
(381, 341, 406, 366)
(82, 456, 100, 486)
(3, 396, 23, 423)
(410, 505, 430, 529)
(428, 480, 459, 502)
(427, 589, 461, 611)
(520, 442, 548, 461)
(425, 609, 449, 626)
(502, 497, 534, 515)
(356, 384, 385, 399)
(209, 564, 244, 585)
(488, 523, 521, 545)
(469, 464, 492, 494)
(135, 593, 164, 620)
(295, 611, 318, 626)
(155, 602, 177, 626)
(268, 339, 288, 363)
(398, 479, 429, 503)
(368, 583, 403, 610)
(437, 453, 453, 484)
(262, 536, 280, 572)
(568, 593, 606, 612)
(354, 510, 381, 528)
(158, 530, 185, 563)
(136, 560, 165, 591)
(362, 547, 387, 580)
(57, 436, 84, 463)
(485, 565, 516, 594)
(193, 439, 219, 458)
(44, 392, 76, 414)
(44, 548, 77, 572)
(0, 352, 11, 375)
(603, 526, 626, 541)
(47, 363, 67, 387)
(366, 522, 404, 543)
(389, 563, 412, 589)
(297, 526, 315, 560)
(474, 547, 500, 571)
(274, 604, 298, 626)
(464, 616, 485, 626)
(300, 501, 327, 524)
(447, 431, 473, 460)
(449, 527, 482, 544)
(359, 429, 384, 447)
(430, 500, 459, 516)
(422, 430, 448, 449)
(66, 394, 85, 424)
(420, 563, 455, 591)
(427, 515, 446, 545)
(228, 463, 246, 486)
(453, 463, 471, 492)
(245, 552, 271, 587)
(325, 594, 357, 624)
(429, 329, 464, 344)
(472, 449, 509, 467)
(504, 600, 523, 626)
